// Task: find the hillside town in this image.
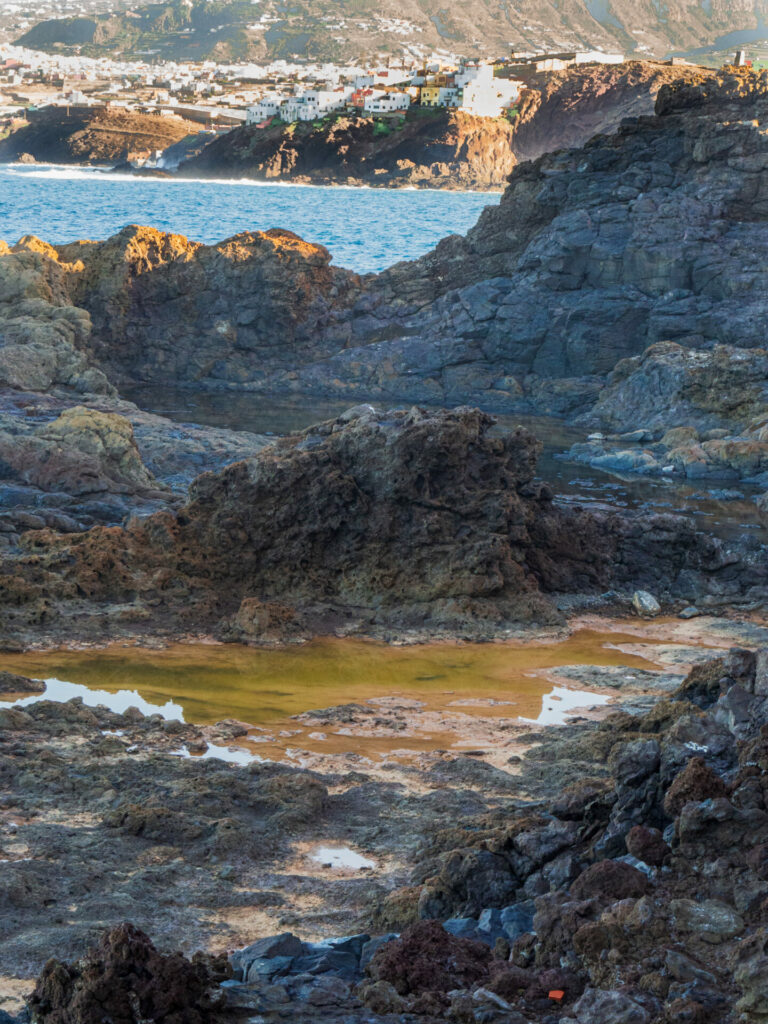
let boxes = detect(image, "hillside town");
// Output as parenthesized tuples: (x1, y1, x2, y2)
(0, 42, 628, 148)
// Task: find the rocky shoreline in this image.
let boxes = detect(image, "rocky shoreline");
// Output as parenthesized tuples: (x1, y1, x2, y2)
(2, 622, 768, 1022)
(1, 67, 768, 1022)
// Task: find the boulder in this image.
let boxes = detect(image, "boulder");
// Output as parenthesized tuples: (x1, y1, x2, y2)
(570, 860, 652, 902)
(625, 826, 670, 867)
(0, 670, 44, 695)
(632, 591, 661, 617)
(27, 923, 230, 1023)
(570, 986, 650, 1024)
(663, 757, 727, 817)
(367, 920, 490, 1002)
(670, 898, 744, 944)
(0, 406, 162, 498)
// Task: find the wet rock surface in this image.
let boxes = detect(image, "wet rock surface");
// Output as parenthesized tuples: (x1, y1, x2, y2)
(3, 643, 768, 1022)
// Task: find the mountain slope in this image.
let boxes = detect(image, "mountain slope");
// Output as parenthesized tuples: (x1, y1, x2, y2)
(16, 0, 768, 61)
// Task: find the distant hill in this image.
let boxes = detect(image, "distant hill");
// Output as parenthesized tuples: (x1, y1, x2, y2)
(16, 0, 768, 62)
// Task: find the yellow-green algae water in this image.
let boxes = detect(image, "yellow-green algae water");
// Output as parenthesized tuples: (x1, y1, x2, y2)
(0, 629, 671, 730)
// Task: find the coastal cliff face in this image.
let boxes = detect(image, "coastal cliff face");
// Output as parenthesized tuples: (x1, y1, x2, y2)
(508, 60, 713, 164)
(1, 406, 763, 648)
(178, 110, 518, 191)
(0, 107, 199, 166)
(304, 69, 768, 418)
(176, 63, 711, 191)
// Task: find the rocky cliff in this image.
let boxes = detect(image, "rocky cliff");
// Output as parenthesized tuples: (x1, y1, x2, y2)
(1, 226, 361, 389)
(11, 69, 767, 426)
(178, 63, 711, 191)
(295, 68, 768, 419)
(1, 406, 764, 648)
(0, 107, 199, 166)
(178, 109, 517, 191)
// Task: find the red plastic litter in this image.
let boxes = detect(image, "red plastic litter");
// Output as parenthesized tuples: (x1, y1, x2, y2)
(549, 990, 565, 1001)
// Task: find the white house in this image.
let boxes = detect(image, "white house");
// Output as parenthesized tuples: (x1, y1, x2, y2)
(246, 91, 286, 123)
(460, 66, 521, 118)
(363, 90, 411, 114)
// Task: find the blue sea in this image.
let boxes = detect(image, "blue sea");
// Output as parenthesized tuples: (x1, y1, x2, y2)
(0, 164, 500, 273)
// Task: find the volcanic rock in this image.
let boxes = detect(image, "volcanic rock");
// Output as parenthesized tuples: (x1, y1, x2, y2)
(0, 670, 44, 694)
(0, 406, 163, 497)
(367, 920, 490, 1001)
(2, 405, 766, 646)
(27, 922, 230, 1023)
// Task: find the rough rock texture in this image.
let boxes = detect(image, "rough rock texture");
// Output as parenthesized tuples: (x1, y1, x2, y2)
(179, 109, 518, 191)
(6, 72, 768, 434)
(0, 245, 112, 396)
(7, 642, 768, 1023)
(353, 647, 768, 1023)
(27, 923, 230, 1024)
(509, 61, 714, 165)
(0, 406, 766, 647)
(367, 920, 490, 1003)
(0, 107, 199, 166)
(0, 406, 162, 497)
(0, 670, 43, 695)
(0, 387, 270, 540)
(584, 343, 768, 436)
(4, 226, 361, 389)
(12, 70, 767, 433)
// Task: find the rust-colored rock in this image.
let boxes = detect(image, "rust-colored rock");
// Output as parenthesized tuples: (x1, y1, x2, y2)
(625, 825, 670, 867)
(569, 859, 652, 901)
(27, 922, 230, 1024)
(663, 757, 728, 817)
(367, 920, 490, 1001)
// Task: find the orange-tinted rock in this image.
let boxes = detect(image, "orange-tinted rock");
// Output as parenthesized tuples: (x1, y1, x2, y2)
(663, 757, 728, 817)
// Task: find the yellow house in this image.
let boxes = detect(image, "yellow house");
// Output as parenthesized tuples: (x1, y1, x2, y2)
(420, 85, 442, 106)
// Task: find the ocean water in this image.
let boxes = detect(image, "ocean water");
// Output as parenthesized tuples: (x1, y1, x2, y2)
(0, 163, 500, 273)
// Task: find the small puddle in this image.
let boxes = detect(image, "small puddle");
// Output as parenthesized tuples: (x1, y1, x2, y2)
(309, 846, 376, 870)
(525, 684, 611, 725)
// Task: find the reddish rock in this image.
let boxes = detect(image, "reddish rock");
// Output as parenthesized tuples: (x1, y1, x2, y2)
(367, 920, 490, 1001)
(569, 860, 652, 902)
(625, 826, 670, 866)
(27, 922, 230, 1024)
(663, 757, 727, 817)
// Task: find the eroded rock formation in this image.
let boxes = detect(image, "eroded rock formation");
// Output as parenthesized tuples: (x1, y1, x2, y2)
(1, 406, 764, 647)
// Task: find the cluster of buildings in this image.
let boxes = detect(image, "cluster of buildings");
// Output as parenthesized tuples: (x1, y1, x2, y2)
(244, 54, 614, 126)
(0, 42, 633, 139)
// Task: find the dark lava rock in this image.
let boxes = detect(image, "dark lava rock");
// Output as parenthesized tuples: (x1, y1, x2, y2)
(569, 859, 653, 901)
(0, 670, 44, 695)
(27, 922, 230, 1024)
(625, 825, 670, 866)
(367, 920, 490, 1002)
(663, 756, 728, 817)
(4, 404, 766, 647)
